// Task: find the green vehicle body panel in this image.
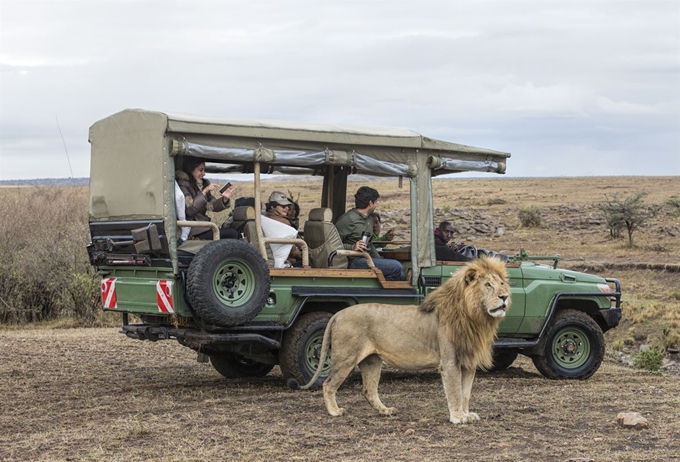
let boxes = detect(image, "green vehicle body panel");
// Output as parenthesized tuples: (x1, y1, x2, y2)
(102, 261, 614, 336)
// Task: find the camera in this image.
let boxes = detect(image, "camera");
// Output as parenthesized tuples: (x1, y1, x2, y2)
(219, 182, 232, 194)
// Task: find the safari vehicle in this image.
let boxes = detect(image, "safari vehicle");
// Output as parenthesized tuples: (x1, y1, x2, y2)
(87, 109, 621, 383)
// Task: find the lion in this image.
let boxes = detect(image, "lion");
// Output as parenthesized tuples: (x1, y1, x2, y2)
(288, 256, 510, 424)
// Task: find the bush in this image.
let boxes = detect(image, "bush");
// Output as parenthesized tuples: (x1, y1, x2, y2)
(632, 348, 664, 372)
(666, 197, 680, 217)
(66, 271, 102, 325)
(518, 205, 542, 228)
(653, 327, 680, 351)
(0, 186, 101, 324)
(599, 192, 660, 247)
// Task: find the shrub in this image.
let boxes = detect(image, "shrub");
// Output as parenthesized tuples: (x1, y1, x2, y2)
(666, 197, 680, 217)
(652, 327, 680, 351)
(599, 192, 660, 247)
(0, 186, 101, 324)
(518, 205, 542, 228)
(632, 348, 664, 372)
(66, 271, 102, 325)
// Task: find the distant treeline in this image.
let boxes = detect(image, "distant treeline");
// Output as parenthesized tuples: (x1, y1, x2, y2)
(0, 178, 89, 187)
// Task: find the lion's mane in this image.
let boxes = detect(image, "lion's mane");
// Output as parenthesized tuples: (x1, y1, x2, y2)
(419, 257, 509, 371)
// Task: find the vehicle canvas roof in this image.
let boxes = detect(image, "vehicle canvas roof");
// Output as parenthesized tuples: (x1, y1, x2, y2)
(88, 108, 510, 268)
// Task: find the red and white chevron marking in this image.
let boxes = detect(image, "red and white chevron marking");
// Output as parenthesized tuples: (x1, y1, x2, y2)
(101, 278, 117, 309)
(156, 280, 174, 313)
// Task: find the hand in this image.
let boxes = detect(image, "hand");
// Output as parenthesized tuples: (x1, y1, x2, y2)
(385, 228, 395, 241)
(448, 241, 463, 251)
(221, 184, 236, 200)
(203, 184, 217, 195)
(354, 240, 367, 252)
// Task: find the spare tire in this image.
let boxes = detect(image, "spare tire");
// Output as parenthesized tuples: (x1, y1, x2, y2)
(187, 239, 270, 327)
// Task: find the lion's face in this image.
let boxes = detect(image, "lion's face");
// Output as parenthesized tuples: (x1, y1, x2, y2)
(477, 271, 510, 318)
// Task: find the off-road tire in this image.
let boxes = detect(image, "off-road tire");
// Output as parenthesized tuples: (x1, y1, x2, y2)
(488, 348, 519, 372)
(532, 309, 605, 380)
(279, 312, 333, 388)
(187, 239, 270, 327)
(209, 353, 274, 378)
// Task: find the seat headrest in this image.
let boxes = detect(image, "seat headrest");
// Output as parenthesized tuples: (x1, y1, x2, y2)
(232, 206, 255, 221)
(308, 207, 332, 223)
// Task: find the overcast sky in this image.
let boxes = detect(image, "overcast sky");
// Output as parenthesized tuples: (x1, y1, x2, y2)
(1, 0, 678, 180)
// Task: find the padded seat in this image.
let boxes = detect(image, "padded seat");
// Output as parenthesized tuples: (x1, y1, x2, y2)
(304, 207, 348, 268)
(230, 206, 274, 266)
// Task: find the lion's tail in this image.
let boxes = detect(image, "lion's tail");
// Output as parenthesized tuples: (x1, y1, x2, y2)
(286, 313, 336, 391)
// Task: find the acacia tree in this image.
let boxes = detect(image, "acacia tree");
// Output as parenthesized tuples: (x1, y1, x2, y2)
(599, 192, 659, 247)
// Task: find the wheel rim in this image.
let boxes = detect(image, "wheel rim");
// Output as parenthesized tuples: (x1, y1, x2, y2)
(551, 327, 590, 369)
(212, 258, 255, 306)
(304, 330, 331, 377)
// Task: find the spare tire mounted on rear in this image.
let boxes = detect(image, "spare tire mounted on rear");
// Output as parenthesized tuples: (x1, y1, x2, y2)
(187, 239, 270, 327)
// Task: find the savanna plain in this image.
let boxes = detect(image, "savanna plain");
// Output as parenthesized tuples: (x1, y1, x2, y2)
(1, 176, 679, 462)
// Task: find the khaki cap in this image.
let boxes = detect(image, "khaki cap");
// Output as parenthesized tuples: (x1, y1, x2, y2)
(268, 191, 293, 206)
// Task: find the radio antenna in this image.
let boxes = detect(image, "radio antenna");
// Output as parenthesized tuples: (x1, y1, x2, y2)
(56, 114, 75, 183)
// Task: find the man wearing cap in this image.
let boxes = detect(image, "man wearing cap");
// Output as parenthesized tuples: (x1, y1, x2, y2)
(335, 186, 406, 281)
(264, 191, 302, 266)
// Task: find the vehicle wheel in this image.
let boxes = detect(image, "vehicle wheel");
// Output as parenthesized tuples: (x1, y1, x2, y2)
(187, 239, 270, 327)
(532, 309, 605, 380)
(209, 353, 274, 378)
(488, 348, 519, 372)
(279, 312, 332, 388)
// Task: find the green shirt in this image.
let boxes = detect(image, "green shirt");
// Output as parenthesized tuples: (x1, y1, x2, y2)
(335, 208, 380, 258)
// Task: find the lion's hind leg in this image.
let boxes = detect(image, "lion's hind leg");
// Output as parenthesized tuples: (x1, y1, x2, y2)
(322, 357, 358, 417)
(359, 355, 396, 415)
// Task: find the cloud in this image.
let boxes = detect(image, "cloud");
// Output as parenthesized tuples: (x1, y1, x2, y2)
(0, 0, 678, 179)
(594, 96, 664, 116)
(484, 81, 589, 117)
(0, 55, 90, 68)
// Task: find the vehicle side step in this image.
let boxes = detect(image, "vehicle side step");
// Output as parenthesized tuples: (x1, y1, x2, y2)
(494, 337, 539, 349)
(120, 324, 281, 349)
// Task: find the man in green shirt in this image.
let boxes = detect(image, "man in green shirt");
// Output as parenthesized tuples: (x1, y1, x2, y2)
(335, 186, 406, 281)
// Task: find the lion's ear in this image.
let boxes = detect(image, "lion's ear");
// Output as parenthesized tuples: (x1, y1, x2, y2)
(464, 267, 478, 285)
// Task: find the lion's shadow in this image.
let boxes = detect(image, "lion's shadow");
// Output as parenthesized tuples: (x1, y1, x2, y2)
(342, 364, 540, 386)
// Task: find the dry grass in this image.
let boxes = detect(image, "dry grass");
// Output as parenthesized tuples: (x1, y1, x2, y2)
(0, 328, 678, 462)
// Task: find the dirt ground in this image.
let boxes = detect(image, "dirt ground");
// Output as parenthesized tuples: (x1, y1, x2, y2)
(2, 176, 678, 461)
(1, 328, 678, 462)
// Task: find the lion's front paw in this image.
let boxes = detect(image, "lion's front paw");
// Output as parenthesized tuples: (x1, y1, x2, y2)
(328, 407, 345, 417)
(450, 411, 480, 424)
(379, 407, 397, 416)
(449, 411, 466, 424)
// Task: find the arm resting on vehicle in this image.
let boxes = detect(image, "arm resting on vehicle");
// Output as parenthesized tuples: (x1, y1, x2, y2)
(177, 221, 220, 240)
(262, 237, 309, 267)
(333, 249, 375, 268)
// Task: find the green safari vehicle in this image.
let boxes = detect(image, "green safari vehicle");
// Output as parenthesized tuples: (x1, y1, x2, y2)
(87, 109, 621, 383)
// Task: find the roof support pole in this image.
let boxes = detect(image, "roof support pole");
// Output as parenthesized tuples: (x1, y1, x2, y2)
(253, 161, 267, 260)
